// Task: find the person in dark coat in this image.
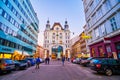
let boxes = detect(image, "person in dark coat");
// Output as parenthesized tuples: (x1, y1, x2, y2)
(62, 56, 65, 66)
(45, 57, 50, 64)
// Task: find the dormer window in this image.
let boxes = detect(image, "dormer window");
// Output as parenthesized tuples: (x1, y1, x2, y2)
(53, 33, 55, 35)
(56, 27, 59, 30)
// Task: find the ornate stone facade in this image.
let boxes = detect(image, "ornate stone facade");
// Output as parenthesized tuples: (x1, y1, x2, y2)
(44, 20, 71, 59)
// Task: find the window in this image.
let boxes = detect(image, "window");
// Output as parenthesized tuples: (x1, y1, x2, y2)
(105, 0, 111, 11)
(60, 36, 62, 39)
(52, 40, 55, 43)
(3, 12, 7, 18)
(2, 0, 7, 3)
(0, 22, 2, 30)
(95, 0, 100, 5)
(97, 6, 103, 19)
(100, 24, 106, 36)
(68, 36, 70, 39)
(53, 33, 55, 35)
(66, 33, 67, 35)
(4, 0, 8, 5)
(91, 48, 96, 57)
(56, 27, 59, 30)
(87, 19, 90, 28)
(1, 24, 6, 32)
(91, 13, 96, 24)
(95, 28, 99, 38)
(110, 17, 117, 31)
(60, 33, 62, 35)
(7, 2, 12, 10)
(0, 7, 3, 15)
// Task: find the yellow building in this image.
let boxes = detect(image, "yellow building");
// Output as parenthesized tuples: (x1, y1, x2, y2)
(35, 45, 44, 58)
(71, 31, 90, 58)
(71, 40, 81, 58)
(79, 31, 90, 58)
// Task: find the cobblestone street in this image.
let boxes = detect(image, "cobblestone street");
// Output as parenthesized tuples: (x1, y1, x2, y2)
(0, 61, 120, 80)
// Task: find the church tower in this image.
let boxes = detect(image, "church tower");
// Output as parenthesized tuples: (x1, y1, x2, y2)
(64, 20, 69, 30)
(45, 20, 50, 30)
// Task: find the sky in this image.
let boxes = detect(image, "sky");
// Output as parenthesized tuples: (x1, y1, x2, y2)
(30, 0, 86, 46)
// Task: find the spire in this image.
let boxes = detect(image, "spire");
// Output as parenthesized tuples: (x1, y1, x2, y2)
(65, 18, 67, 24)
(64, 19, 69, 30)
(47, 18, 49, 23)
(46, 19, 50, 30)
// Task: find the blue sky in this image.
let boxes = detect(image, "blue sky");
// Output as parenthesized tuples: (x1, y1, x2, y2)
(30, 0, 86, 45)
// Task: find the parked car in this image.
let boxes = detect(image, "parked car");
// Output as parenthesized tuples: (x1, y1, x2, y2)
(0, 58, 15, 73)
(81, 57, 94, 66)
(72, 58, 81, 64)
(13, 60, 27, 70)
(79, 57, 88, 64)
(71, 58, 75, 63)
(25, 58, 35, 66)
(90, 58, 120, 76)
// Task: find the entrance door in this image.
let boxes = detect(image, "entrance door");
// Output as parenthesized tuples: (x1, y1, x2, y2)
(51, 47, 57, 59)
(51, 46, 63, 59)
(116, 43, 120, 59)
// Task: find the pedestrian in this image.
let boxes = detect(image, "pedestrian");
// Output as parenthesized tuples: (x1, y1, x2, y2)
(62, 56, 65, 66)
(35, 57, 41, 69)
(45, 57, 47, 64)
(46, 57, 50, 64)
(47, 57, 50, 64)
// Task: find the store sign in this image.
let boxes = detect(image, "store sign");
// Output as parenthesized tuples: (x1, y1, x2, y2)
(104, 37, 111, 43)
(81, 33, 92, 39)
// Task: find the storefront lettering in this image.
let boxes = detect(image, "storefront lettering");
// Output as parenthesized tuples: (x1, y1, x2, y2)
(2, 48, 12, 51)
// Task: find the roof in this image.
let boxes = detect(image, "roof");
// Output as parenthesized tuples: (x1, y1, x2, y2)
(51, 22, 64, 30)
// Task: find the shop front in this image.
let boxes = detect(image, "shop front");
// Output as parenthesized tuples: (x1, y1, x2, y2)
(90, 34, 120, 59)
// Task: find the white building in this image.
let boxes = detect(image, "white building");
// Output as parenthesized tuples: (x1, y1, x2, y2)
(44, 20, 71, 59)
(82, 0, 120, 59)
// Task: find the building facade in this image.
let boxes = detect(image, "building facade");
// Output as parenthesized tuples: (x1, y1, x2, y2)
(71, 40, 81, 58)
(82, 0, 120, 59)
(0, 0, 39, 58)
(70, 36, 79, 58)
(79, 31, 87, 54)
(44, 20, 71, 59)
(35, 45, 44, 58)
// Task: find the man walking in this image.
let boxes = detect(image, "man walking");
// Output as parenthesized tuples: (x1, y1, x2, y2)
(36, 57, 41, 69)
(62, 56, 65, 66)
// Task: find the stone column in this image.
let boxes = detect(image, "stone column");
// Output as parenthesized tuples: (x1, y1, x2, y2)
(68, 50, 70, 58)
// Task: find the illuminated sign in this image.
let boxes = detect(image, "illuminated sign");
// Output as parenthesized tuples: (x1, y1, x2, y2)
(81, 33, 92, 39)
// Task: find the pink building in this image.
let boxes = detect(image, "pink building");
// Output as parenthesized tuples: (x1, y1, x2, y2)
(90, 34, 120, 59)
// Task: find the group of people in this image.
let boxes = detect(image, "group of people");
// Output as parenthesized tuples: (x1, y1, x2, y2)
(35, 56, 66, 69)
(35, 57, 50, 69)
(45, 57, 50, 64)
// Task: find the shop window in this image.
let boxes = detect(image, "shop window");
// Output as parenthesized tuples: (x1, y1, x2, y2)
(98, 46, 104, 57)
(116, 43, 120, 59)
(106, 45, 112, 57)
(91, 48, 96, 57)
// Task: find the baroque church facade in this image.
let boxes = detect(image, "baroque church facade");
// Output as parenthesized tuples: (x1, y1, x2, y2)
(44, 20, 71, 59)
